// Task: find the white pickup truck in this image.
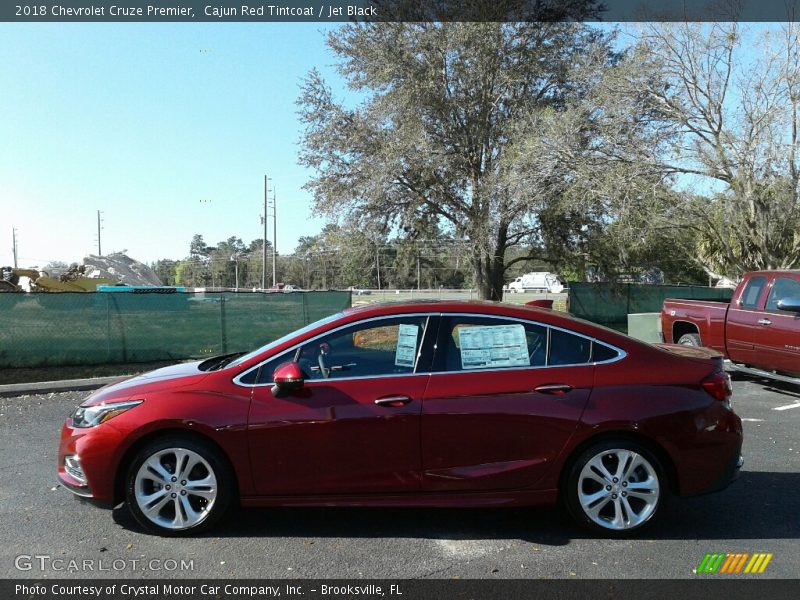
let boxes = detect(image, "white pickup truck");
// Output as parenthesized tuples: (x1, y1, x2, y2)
(505, 272, 565, 294)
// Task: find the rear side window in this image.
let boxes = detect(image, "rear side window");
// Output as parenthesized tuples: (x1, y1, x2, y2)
(739, 276, 767, 309)
(435, 316, 548, 372)
(765, 277, 800, 311)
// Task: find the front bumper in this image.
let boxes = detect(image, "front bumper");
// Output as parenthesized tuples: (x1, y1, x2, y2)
(57, 419, 123, 504)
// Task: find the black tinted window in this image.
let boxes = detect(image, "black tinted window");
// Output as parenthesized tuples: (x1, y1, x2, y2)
(592, 342, 620, 363)
(765, 277, 800, 311)
(740, 276, 767, 309)
(549, 329, 592, 365)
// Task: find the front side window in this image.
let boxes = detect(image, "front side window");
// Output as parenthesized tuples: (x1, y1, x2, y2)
(296, 316, 429, 380)
(238, 353, 290, 385)
(739, 276, 767, 310)
(765, 277, 800, 311)
(240, 315, 430, 384)
(227, 311, 344, 369)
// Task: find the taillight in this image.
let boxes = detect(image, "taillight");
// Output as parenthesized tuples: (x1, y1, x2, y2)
(702, 370, 733, 403)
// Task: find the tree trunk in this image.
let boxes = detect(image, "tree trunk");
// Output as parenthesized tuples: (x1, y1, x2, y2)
(472, 243, 507, 301)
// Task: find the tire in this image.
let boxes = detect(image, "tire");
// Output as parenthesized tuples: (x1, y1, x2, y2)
(563, 440, 666, 537)
(125, 436, 232, 536)
(677, 332, 702, 347)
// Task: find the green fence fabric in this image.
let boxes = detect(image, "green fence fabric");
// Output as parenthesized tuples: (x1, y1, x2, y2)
(568, 283, 733, 326)
(0, 291, 351, 368)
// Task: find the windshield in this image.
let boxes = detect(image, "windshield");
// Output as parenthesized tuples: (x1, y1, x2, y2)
(226, 312, 345, 369)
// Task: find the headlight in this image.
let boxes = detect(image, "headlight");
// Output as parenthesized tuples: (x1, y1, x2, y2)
(71, 400, 143, 428)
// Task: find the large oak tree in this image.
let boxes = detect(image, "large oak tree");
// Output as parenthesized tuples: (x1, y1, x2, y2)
(298, 21, 614, 299)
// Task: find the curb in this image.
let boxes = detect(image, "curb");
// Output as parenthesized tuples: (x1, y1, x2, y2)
(0, 376, 127, 397)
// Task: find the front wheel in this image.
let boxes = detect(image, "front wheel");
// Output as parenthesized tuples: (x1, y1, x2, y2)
(564, 440, 666, 536)
(125, 436, 232, 536)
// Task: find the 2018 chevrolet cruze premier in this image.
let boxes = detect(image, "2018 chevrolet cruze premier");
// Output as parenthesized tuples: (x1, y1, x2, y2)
(58, 301, 742, 536)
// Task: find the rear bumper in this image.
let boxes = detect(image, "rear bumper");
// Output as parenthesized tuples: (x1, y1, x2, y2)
(665, 404, 743, 497)
(680, 432, 743, 497)
(702, 447, 743, 495)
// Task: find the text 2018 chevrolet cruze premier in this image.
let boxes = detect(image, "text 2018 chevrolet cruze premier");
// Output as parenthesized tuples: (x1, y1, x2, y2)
(58, 301, 742, 536)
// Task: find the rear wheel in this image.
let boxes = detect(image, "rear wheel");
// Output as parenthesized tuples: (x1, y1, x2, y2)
(564, 440, 666, 536)
(125, 436, 232, 536)
(677, 332, 702, 347)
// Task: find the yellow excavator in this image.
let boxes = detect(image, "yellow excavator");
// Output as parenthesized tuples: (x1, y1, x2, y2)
(0, 265, 121, 292)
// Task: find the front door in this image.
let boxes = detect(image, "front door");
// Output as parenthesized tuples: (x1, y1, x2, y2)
(726, 275, 770, 365)
(247, 314, 433, 495)
(760, 275, 800, 374)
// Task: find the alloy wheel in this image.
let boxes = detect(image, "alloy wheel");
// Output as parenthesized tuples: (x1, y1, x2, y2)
(133, 447, 218, 530)
(576, 448, 660, 531)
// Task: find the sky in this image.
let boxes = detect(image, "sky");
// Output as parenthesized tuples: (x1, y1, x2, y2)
(0, 22, 776, 269)
(0, 22, 348, 267)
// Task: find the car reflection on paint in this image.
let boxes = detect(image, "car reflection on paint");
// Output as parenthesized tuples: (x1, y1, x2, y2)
(58, 300, 742, 536)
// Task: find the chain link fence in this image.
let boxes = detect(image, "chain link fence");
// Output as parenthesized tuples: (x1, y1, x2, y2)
(0, 291, 351, 368)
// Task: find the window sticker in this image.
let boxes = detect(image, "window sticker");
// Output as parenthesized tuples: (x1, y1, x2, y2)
(458, 324, 529, 370)
(395, 324, 419, 367)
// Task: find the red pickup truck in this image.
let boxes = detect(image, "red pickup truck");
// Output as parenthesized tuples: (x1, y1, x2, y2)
(661, 271, 800, 380)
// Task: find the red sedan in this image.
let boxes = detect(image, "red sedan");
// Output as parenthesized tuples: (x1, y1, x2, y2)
(57, 301, 742, 536)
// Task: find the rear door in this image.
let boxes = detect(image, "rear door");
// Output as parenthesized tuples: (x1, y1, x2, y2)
(420, 314, 598, 492)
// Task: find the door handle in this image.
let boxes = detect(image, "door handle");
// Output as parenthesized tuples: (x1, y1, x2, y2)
(757, 318, 772, 326)
(534, 384, 573, 395)
(374, 395, 412, 407)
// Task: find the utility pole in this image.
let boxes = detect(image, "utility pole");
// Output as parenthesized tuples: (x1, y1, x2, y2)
(375, 241, 381, 291)
(231, 255, 240, 291)
(12, 228, 18, 268)
(262, 175, 271, 290)
(96, 211, 103, 256)
(271, 187, 277, 287)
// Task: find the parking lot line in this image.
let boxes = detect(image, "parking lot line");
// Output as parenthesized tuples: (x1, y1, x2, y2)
(773, 401, 800, 411)
(740, 418, 764, 422)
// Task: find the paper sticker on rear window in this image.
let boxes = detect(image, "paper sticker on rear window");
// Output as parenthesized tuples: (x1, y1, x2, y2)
(458, 324, 529, 370)
(395, 324, 419, 368)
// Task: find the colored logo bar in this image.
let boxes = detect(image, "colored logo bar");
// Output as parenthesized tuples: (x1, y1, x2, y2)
(696, 553, 773, 574)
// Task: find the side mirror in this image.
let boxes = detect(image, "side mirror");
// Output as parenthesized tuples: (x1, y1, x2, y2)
(271, 361, 305, 397)
(777, 297, 800, 313)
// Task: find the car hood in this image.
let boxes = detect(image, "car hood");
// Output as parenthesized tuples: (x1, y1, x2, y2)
(82, 361, 210, 405)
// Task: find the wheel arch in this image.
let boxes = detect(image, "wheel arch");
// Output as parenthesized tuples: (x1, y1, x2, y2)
(672, 321, 700, 344)
(113, 428, 240, 506)
(557, 430, 680, 500)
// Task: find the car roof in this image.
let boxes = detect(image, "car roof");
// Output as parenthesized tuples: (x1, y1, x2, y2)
(342, 300, 632, 345)
(745, 270, 800, 276)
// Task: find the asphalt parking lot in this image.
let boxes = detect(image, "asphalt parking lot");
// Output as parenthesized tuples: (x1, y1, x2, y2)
(0, 377, 798, 580)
